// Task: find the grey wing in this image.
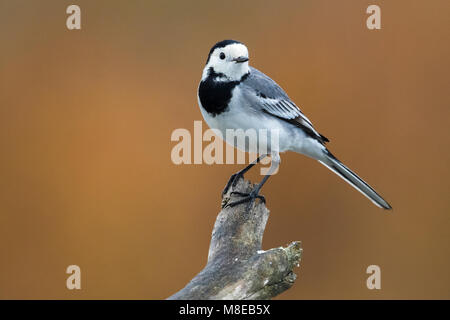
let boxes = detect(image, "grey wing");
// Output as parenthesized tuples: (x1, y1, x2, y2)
(241, 67, 328, 143)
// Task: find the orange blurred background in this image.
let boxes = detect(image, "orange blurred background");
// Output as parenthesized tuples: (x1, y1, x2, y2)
(0, 0, 449, 299)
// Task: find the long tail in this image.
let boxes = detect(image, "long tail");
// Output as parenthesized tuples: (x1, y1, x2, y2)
(319, 150, 392, 210)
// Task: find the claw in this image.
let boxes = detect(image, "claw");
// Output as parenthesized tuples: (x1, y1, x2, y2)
(230, 191, 266, 204)
(225, 190, 266, 211)
(222, 173, 243, 197)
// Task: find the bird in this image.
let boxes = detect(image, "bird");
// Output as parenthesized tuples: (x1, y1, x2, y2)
(197, 39, 392, 210)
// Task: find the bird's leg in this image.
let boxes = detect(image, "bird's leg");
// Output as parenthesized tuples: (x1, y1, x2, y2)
(225, 153, 280, 212)
(222, 154, 267, 196)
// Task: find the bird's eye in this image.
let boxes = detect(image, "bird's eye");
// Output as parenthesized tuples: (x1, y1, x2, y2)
(219, 52, 225, 60)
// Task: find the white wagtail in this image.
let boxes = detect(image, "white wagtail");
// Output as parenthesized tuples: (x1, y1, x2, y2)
(198, 40, 392, 210)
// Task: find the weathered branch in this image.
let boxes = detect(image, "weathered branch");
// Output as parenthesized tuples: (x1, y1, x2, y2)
(168, 178, 302, 300)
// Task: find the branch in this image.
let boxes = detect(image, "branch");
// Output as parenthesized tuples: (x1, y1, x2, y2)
(168, 178, 302, 300)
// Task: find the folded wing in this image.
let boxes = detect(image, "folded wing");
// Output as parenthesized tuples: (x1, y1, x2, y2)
(241, 67, 328, 144)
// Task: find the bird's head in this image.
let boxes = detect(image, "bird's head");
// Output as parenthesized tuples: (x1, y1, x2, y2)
(202, 40, 250, 82)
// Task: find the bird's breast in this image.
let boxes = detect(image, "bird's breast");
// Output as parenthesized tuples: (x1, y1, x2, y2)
(198, 77, 240, 117)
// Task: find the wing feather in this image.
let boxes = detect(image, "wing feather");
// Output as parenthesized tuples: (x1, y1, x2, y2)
(241, 67, 328, 143)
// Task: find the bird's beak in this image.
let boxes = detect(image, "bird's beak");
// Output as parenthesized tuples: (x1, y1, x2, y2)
(233, 56, 249, 63)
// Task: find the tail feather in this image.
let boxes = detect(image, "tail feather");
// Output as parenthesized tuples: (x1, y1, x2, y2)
(319, 150, 392, 210)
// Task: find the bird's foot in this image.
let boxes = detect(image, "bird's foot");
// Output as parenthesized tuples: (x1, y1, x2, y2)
(224, 190, 266, 212)
(222, 172, 244, 197)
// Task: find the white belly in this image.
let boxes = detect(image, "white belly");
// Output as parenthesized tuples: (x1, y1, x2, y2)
(198, 93, 305, 154)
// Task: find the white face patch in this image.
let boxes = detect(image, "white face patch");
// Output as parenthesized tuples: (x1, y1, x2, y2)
(202, 43, 250, 82)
